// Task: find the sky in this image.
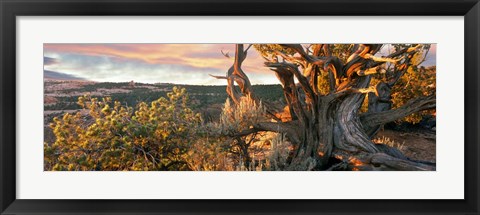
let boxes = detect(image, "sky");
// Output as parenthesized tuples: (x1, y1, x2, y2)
(44, 44, 436, 85)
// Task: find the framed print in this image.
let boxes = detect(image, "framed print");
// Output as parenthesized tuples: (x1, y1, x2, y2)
(1, 0, 479, 214)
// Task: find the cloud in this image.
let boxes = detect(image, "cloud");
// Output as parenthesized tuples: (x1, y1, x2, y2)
(44, 44, 276, 84)
(44, 70, 85, 81)
(43, 52, 229, 84)
(44, 56, 59, 66)
(43, 44, 436, 85)
(44, 44, 233, 69)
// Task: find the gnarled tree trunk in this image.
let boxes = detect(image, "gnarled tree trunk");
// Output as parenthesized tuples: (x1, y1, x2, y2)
(213, 44, 435, 171)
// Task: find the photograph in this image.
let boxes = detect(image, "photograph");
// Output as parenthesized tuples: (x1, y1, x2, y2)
(43, 43, 436, 171)
(2, 0, 478, 213)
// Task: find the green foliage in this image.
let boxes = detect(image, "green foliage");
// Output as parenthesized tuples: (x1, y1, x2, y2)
(183, 137, 235, 171)
(44, 83, 285, 111)
(391, 66, 436, 124)
(316, 71, 331, 95)
(328, 44, 354, 63)
(253, 44, 297, 61)
(387, 44, 435, 123)
(44, 83, 286, 171)
(45, 87, 202, 171)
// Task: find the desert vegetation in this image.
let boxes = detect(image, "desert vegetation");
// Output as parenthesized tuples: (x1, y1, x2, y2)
(44, 44, 436, 171)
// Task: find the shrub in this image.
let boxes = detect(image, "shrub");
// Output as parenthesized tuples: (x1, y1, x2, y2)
(264, 133, 292, 171)
(44, 87, 202, 171)
(214, 96, 269, 170)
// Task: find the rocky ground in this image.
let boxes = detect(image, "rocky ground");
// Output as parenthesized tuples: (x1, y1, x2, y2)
(375, 128, 436, 163)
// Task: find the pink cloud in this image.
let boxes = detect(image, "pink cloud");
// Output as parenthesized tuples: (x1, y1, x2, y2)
(44, 44, 435, 84)
(44, 43, 274, 76)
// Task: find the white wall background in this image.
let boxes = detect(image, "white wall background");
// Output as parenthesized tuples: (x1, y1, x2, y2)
(17, 16, 464, 199)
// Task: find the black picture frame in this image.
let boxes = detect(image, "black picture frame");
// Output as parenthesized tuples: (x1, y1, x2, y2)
(1, 0, 479, 214)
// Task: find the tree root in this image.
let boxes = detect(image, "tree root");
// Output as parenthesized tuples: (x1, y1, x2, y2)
(331, 150, 436, 171)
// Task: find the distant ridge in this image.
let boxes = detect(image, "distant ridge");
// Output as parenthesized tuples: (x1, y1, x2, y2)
(44, 70, 86, 81)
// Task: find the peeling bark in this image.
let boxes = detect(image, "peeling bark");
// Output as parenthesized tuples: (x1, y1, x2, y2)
(213, 43, 436, 171)
(361, 94, 436, 129)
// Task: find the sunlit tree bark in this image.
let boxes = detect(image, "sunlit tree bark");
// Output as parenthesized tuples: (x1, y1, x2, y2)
(213, 44, 435, 171)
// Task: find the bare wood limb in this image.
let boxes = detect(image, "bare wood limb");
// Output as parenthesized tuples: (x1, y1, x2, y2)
(323, 57, 344, 92)
(364, 53, 403, 63)
(332, 150, 435, 171)
(369, 153, 436, 171)
(212, 44, 281, 120)
(221, 50, 230, 58)
(360, 94, 436, 128)
(332, 85, 379, 100)
(273, 50, 307, 68)
(371, 44, 423, 68)
(356, 65, 387, 76)
(265, 62, 316, 104)
(209, 74, 228, 79)
(270, 67, 299, 121)
(279, 44, 314, 62)
(231, 121, 301, 144)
